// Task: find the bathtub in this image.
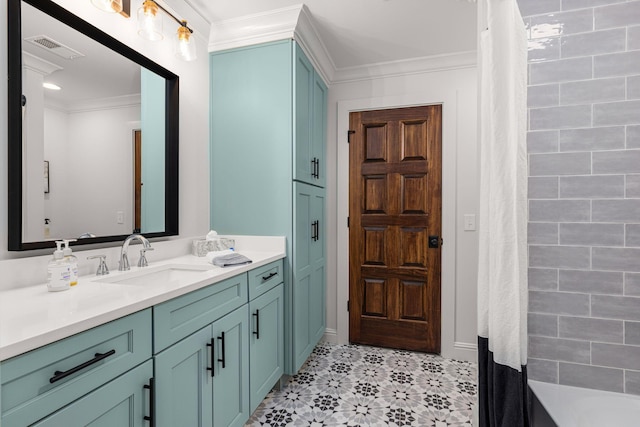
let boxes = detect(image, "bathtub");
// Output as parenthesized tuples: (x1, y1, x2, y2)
(529, 380, 640, 427)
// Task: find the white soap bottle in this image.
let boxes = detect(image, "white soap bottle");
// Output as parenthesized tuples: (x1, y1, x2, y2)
(47, 241, 70, 292)
(63, 239, 79, 286)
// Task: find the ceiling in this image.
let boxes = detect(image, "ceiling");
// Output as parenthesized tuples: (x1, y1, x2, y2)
(187, 0, 478, 71)
(22, 2, 141, 108)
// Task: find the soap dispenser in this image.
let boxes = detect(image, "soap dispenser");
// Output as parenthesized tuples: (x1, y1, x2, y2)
(63, 239, 79, 286)
(47, 241, 70, 292)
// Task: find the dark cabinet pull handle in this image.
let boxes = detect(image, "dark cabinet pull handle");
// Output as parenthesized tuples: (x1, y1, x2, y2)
(217, 332, 226, 369)
(206, 338, 215, 377)
(311, 220, 319, 241)
(49, 349, 116, 383)
(253, 310, 260, 340)
(143, 377, 155, 425)
(316, 220, 320, 241)
(311, 157, 319, 179)
(261, 272, 277, 282)
(311, 158, 316, 178)
(315, 158, 320, 179)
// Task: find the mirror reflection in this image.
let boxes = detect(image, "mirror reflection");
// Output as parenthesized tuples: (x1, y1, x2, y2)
(15, 0, 175, 247)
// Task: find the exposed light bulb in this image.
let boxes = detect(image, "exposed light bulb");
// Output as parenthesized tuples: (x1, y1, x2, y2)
(137, 0, 163, 41)
(175, 22, 197, 62)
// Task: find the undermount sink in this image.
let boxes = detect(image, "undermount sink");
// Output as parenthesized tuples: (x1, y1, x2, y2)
(97, 264, 215, 286)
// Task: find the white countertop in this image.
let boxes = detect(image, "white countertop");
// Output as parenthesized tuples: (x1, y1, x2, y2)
(0, 248, 285, 361)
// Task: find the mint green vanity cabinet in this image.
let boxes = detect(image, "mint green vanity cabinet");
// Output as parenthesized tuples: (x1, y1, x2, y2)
(1, 261, 285, 427)
(211, 39, 327, 375)
(0, 309, 152, 427)
(154, 305, 250, 427)
(31, 360, 153, 427)
(152, 264, 287, 427)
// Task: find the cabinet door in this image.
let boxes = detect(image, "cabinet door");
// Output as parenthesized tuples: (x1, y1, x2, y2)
(155, 327, 213, 427)
(249, 284, 284, 412)
(309, 189, 326, 345)
(311, 70, 327, 187)
(31, 360, 153, 427)
(212, 306, 249, 427)
(294, 44, 315, 185)
(293, 182, 326, 371)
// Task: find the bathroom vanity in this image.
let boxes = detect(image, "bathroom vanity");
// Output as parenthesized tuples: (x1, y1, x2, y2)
(0, 247, 285, 427)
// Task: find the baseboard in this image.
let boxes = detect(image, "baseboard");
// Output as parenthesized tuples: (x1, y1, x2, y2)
(452, 341, 478, 363)
(322, 328, 338, 344)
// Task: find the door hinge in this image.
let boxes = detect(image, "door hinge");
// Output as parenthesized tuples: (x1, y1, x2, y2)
(347, 300, 350, 312)
(347, 217, 350, 228)
(347, 130, 355, 143)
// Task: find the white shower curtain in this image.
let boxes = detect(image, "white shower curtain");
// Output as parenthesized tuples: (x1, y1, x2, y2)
(477, 0, 529, 426)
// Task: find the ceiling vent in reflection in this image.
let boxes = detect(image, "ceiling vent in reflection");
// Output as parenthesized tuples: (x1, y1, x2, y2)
(24, 35, 85, 60)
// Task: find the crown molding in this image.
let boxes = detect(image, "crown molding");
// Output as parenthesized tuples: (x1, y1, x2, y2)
(206, 5, 476, 85)
(293, 5, 335, 85)
(46, 93, 141, 114)
(208, 4, 301, 53)
(208, 4, 334, 85)
(332, 50, 477, 84)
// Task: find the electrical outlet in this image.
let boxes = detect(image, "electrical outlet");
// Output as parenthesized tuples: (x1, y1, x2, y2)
(116, 211, 124, 224)
(464, 214, 476, 231)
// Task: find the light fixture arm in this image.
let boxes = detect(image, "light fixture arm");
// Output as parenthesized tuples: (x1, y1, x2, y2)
(148, 0, 193, 33)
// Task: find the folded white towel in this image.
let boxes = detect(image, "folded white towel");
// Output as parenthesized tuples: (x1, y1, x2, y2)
(205, 249, 235, 263)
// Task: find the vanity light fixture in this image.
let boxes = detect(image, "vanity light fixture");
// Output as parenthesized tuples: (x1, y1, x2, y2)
(137, 0, 196, 61)
(93, 0, 196, 62)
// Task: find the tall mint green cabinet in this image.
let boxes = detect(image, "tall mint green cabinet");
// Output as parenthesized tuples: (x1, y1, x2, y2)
(210, 39, 327, 374)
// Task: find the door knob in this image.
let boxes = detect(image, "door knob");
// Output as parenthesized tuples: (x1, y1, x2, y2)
(429, 235, 440, 248)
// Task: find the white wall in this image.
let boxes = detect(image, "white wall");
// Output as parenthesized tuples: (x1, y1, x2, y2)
(0, 0, 211, 261)
(43, 104, 139, 239)
(326, 67, 479, 362)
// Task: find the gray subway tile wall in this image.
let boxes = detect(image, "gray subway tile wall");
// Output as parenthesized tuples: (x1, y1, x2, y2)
(558, 363, 625, 392)
(519, 0, 640, 394)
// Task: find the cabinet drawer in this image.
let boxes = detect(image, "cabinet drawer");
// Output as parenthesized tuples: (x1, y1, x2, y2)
(31, 360, 153, 427)
(1, 309, 152, 427)
(248, 260, 283, 300)
(154, 273, 248, 352)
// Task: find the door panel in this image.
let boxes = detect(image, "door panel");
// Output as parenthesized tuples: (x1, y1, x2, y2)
(293, 182, 326, 370)
(249, 284, 284, 413)
(294, 45, 313, 184)
(349, 105, 442, 353)
(212, 306, 249, 427)
(155, 327, 212, 427)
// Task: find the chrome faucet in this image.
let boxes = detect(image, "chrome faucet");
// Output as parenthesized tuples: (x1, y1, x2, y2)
(119, 234, 152, 271)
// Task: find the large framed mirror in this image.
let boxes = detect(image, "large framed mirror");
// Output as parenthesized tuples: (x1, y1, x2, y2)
(8, 0, 179, 250)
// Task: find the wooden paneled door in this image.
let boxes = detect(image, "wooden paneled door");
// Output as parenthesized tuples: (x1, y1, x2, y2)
(349, 105, 442, 353)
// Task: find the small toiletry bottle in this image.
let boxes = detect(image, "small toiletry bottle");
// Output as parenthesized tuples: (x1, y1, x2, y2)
(63, 239, 79, 286)
(47, 241, 70, 292)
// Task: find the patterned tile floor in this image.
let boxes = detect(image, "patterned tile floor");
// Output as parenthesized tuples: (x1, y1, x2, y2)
(246, 342, 477, 426)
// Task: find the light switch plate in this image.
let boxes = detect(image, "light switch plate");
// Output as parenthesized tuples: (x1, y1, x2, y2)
(464, 214, 476, 231)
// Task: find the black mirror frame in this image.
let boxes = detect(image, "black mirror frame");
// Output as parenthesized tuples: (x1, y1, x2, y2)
(8, 0, 179, 251)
